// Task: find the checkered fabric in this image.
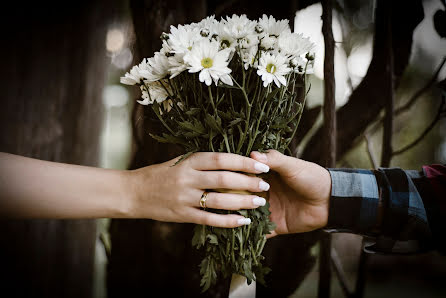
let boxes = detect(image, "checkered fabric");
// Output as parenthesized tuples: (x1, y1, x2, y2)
(325, 165, 446, 255)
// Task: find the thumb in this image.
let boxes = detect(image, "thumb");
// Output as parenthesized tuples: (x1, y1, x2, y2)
(250, 150, 300, 177)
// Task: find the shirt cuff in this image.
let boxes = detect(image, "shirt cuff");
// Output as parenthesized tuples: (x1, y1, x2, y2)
(325, 169, 380, 235)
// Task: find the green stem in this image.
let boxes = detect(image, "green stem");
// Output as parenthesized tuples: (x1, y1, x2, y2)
(208, 86, 217, 114)
(223, 132, 231, 153)
(231, 229, 235, 264)
(231, 75, 252, 155)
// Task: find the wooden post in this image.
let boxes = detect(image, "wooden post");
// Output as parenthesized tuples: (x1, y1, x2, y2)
(0, 2, 110, 297)
(319, 0, 336, 297)
(380, 0, 395, 167)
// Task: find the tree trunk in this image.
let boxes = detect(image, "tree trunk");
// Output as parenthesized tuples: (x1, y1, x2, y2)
(0, 2, 110, 297)
(318, 1, 336, 297)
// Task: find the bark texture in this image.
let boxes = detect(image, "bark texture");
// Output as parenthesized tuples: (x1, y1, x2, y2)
(0, 2, 111, 297)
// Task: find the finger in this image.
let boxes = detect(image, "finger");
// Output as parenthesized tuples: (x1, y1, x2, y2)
(188, 208, 252, 228)
(266, 230, 278, 239)
(197, 171, 270, 192)
(250, 150, 301, 177)
(188, 152, 269, 174)
(201, 192, 266, 210)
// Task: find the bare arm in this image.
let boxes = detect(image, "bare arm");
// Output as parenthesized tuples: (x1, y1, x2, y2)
(0, 152, 132, 219)
(0, 152, 270, 228)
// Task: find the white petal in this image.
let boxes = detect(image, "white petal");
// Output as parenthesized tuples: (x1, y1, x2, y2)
(277, 75, 287, 86)
(136, 98, 151, 105)
(205, 76, 212, 86)
(120, 77, 137, 85)
(220, 74, 233, 86)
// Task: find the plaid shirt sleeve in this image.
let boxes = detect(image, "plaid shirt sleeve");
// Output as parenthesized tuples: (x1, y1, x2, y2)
(324, 165, 446, 255)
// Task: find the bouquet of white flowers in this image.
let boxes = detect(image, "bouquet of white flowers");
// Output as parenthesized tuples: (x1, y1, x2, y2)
(121, 14, 314, 291)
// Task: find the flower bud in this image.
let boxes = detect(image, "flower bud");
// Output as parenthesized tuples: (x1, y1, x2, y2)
(261, 36, 276, 50)
(255, 25, 264, 34)
(290, 58, 298, 68)
(305, 52, 315, 61)
(160, 32, 169, 41)
(200, 28, 210, 37)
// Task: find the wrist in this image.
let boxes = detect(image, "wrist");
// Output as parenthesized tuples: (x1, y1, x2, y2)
(318, 168, 331, 229)
(112, 169, 138, 218)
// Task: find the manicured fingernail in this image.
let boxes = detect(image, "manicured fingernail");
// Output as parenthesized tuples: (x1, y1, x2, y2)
(237, 218, 251, 225)
(254, 162, 269, 173)
(253, 196, 266, 206)
(259, 181, 270, 191)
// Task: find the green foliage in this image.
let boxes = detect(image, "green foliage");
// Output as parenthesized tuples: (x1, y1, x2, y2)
(147, 62, 308, 291)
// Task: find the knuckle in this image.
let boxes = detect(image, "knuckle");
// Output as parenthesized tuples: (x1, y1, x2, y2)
(212, 153, 224, 168)
(203, 216, 212, 226)
(242, 157, 250, 171)
(216, 172, 229, 187)
(174, 174, 188, 187)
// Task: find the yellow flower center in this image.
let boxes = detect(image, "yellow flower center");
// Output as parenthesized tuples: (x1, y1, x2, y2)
(266, 63, 276, 74)
(187, 46, 192, 50)
(201, 57, 213, 68)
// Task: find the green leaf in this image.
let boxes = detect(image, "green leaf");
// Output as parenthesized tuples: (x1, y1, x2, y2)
(173, 151, 196, 166)
(229, 118, 243, 127)
(151, 133, 190, 147)
(204, 114, 222, 132)
(192, 225, 207, 248)
(243, 261, 256, 283)
(185, 108, 201, 116)
(237, 210, 248, 217)
(265, 88, 281, 102)
(178, 120, 206, 134)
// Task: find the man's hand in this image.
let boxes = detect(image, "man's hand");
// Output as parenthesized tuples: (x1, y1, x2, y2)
(250, 150, 332, 237)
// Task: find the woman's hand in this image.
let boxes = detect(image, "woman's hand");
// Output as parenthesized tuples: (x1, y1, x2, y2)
(250, 150, 331, 237)
(126, 152, 271, 228)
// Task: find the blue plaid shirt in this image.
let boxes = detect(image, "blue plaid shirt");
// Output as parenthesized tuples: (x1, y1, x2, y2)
(325, 165, 446, 255)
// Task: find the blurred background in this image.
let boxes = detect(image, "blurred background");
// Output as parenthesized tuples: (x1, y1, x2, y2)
(0, 0, 445, 297)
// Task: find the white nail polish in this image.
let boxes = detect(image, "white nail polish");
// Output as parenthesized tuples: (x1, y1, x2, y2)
(254, 162, 270, 173)
(253, 196, 266, 206)
(259, 181, 270, 191)
(237, 218, 251, 225)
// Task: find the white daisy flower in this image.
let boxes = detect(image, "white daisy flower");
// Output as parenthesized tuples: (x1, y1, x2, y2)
(120, 59, 150, 85)
(258, 15, 290, 37)
(290, 56, 315, 74)
(257, 52, 291, 87)
(221, 14, 256, 39)
(138, 80, 171, 105)
(278, 31, 315, 57)
(142, 52, 170, 82)
(214, 22, 237, 50)
(241, 45, 259, 70)
(260, 35, 277, 50)
(238, 33, 260, 49)
(184, 39, 233, 86)
(168, 24, 203, 55)
(120, 65, 142, 85)
(160, 40, 173, 56)
(197, 15, 218, 32)
(168, 53, 188, 79)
